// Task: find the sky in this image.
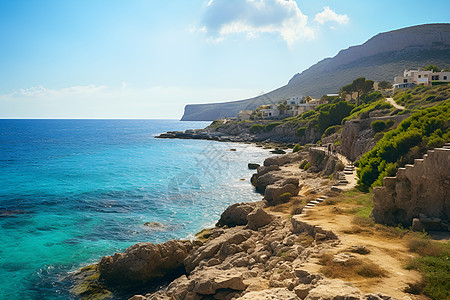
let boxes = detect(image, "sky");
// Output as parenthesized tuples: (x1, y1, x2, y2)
(0, 0, 449, 119)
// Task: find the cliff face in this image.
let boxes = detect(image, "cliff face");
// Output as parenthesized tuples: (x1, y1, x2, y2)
(182, 23, 450, 121)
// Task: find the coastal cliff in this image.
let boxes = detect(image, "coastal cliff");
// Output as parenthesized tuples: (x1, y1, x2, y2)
(182, 23, 450, 121)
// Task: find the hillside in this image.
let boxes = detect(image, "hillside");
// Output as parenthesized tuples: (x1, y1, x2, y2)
(181, 23, 450, 121)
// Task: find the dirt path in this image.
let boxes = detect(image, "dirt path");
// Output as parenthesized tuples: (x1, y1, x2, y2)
(386, 97, 406, 110)
(295, 202, 425, 299)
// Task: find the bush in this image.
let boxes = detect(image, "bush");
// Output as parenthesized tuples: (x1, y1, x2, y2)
(357, 101, 450, 191)
(265, 122, 282, 132)
(303, 162, 310, 170)
(292, 144, 302, 153)
(299, 160, 308, 169)
(297, 127, 307, 137)
(385, 119, 395, 128)
(370, 120, 387, 132)
(250, 124, 265, 134)
(323, 125, 342, 138)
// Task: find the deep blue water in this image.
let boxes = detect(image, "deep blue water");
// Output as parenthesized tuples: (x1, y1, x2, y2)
(0, 119, 270, 299)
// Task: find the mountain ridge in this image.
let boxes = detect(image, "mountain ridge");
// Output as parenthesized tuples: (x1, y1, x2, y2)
(181, 23, 450, 121)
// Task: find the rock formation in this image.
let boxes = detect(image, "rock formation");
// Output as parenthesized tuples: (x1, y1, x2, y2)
(372, 145, 450, 230)
(98, 240, 194, 288)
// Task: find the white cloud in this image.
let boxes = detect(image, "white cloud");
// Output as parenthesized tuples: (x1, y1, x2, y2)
(201, 0, 314, 45)
(314, 6, 349, 25)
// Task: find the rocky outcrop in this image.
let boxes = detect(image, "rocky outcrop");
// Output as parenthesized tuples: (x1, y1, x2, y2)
(247, 207, 275, 230)
(340, 115, 408, 161)
(216, 202, 262, 227)
(372, 146, 450, 230)
(264, 178, 300, 205)
(98, 240, 194, 288)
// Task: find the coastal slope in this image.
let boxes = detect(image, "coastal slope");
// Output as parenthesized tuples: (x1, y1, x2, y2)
(181, 23, 450, 121)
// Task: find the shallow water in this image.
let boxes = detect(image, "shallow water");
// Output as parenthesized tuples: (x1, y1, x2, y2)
(0, 119, 270, 299)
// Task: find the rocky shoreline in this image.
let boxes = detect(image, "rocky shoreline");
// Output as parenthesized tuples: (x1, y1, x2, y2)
(70, 150, 401, 300)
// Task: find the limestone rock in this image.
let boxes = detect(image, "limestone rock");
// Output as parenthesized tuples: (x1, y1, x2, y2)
(98, 240, 193, 287)
(184, 227, 252, 273)
(216, 202, 261, 227)
(305, 279, 363, 300)
(247, 208, 275, 230)
(264, 179, 300, 205)
(192, 267, 247, 294)
(239, 288, 299, 299)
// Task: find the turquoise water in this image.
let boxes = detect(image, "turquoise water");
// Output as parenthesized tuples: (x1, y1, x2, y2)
(0, 119, 269, 299)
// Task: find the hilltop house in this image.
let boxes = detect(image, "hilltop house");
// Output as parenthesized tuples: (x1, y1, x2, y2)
(237, 110, 253, 121)
(260, 105, 280, 118)
(394, 69, 450, 89)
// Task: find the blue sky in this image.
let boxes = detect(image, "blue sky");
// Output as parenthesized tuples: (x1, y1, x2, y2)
(0, 0, 449, 119)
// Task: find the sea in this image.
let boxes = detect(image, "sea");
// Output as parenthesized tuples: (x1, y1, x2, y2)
(0, 119, 271, 299)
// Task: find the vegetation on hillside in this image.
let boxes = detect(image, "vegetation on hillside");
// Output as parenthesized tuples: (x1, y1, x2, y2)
(356, 99, 449, 191)
(393, 84, 450, 110)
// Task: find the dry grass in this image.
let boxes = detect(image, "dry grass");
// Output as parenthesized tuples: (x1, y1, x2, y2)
(405, 234, 447, 257)
(319, 252, 388, 279)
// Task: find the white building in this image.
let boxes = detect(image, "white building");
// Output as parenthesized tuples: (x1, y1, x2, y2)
(260, 105, 280, 118)
(394, 69, 450, 88)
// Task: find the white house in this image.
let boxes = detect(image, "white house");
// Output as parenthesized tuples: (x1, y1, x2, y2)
(260, 105, 280, 118)
(394, 69, 450, 87)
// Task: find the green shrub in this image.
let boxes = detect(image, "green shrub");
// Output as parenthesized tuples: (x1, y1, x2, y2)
(250, 124, 265, 134)
(371, 120, 387, 132)
(265, 122, 282, 132)
(299, 160, 308, 169)
(304, 162, 310, 170)
(385, 119, 395, 128)
(292, 144, 302, 153)
(357, 101, 450, 191)
(323, 125, 342, 138)
(297, 127, 307, 137)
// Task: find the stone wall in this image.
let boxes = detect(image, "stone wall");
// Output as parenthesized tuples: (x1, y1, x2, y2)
(372, 145, 450, 231)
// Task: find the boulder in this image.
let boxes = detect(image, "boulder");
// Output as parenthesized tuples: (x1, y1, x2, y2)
(184, 227, 252, 273)
(264, 183, 299, 205)
(98, 240, 193, 288)
(248, 163, 261, 169)
(216, 202, 261, 227)
(239, 288, 299, 300)
(305, 279, 363, 300)
(192, 267, 248, 295)
(247, 208, 275, 230)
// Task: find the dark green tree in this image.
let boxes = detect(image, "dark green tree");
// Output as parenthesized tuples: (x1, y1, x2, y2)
(423, 65, 440, 72)
(351, 77, 374, 106)
(378, 81, 392, 90)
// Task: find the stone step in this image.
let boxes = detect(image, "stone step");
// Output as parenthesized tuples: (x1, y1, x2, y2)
(344, 171, 353, 175)
(339, 180, 349, 184)
(305, 204, 315, 208)
(310, 200, 321, 204)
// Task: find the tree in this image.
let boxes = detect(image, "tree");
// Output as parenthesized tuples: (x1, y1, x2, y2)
(277, 100, 289, 115)
(340, 83, 354, 100)
(423, 65, 440, 72)
(378, 81, 393, 90)
(352, 77, 374, 106)
(305, 96, 312, 103)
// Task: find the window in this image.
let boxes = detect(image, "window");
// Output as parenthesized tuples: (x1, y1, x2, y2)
(444, 76, 447, 80)
(403, 79, 408, 83)
(418, 75, 421, 78)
